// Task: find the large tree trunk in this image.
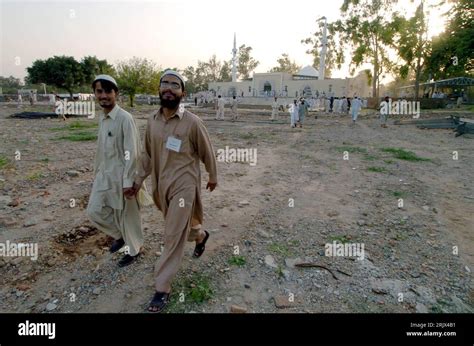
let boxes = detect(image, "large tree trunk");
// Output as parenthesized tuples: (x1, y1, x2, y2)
(129, 94, 135, 107)
(373, 41, 379, 100)
(414, 31, 424, 101)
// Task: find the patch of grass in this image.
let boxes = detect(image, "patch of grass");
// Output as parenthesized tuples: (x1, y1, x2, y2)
(188, 276, 213, 304)
(363, 154, 378, 161)
(336, 146, 367, 154)
(268, 243, 291, 257)
(391, 190, 408, 198)
(166, 273, 214, 312)
(50, 121, 98, 132)
(367, 166, 388, 173)
(40, 157, 49, 162)
(240, 133, 256, 140)
(26, 171, 44, 180)
(288, 239, 300, 246)
(0, 155, 9, 169)
(228, 255, 246, 266)
(394, 232, 408, 241)
(383, 159, 394, 164)
(300, 154, 313, 160)
(54, 131, 97, 142)
(381, 147, 430, 162)
(276, 265, 285, 278)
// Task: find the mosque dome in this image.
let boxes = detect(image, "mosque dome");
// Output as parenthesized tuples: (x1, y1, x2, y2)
(298, 65, 319, 77)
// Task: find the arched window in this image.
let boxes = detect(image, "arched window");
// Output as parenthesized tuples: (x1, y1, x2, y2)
(263, 82, 272, 92)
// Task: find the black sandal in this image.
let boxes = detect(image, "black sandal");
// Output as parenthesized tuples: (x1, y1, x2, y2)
(148, 291, 170, 313)
(193, 230, 209, 258)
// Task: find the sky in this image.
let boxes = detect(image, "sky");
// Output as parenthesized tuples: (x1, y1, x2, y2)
(0, 0, 449, 82)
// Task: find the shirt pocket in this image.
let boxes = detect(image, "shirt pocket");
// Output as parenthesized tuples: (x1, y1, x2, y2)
(104, 133, 116, 158)
(175, 133, 192, 154)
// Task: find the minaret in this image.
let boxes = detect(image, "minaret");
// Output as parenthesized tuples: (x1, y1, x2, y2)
(319, 16, 327, 80)
(232, 32, 237, 82)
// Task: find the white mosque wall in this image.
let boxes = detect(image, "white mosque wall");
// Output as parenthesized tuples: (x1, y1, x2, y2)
(208, 71, 371, 99)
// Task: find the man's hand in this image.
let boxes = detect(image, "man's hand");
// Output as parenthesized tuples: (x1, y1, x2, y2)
(132, 182, 142, 197)
(206, 181, 217, 192)
(123, 187, 136, 199)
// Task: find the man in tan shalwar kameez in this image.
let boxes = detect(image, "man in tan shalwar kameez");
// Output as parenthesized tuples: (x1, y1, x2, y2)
(86, 75, 144, 268)
(132, 70, 218, 312)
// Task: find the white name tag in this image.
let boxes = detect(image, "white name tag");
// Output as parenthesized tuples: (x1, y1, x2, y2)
(166, 136, 182, 152)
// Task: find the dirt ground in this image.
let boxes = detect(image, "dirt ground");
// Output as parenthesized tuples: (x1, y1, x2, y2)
(0, 102, 473, 313)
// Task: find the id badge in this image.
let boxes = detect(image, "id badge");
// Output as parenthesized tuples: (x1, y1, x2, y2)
(166, 136, 182, 152)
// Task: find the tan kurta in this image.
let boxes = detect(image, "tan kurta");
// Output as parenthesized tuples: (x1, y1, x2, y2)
(87, 104, 143, 256)
(135, 107, 217, 221)
(135, 107, 217, 292)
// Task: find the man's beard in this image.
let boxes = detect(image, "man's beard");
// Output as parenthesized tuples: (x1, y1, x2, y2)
(160, 93, 182, 109)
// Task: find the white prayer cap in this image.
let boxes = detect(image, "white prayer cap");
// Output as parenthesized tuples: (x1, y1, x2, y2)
(160, 69, 185, 87)
(93, 74, 118, 89)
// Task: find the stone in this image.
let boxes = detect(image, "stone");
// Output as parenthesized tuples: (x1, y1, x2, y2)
(12, 257, 23, 266)
(284, 258, 302, 268)
(451, 295, 474, 313)
(238, 200, 250, 207)
(23, 220, 37, 227)
(230, 305, 247, 313)
(370, 279, 405, 297)
(264, 255, 278, 269)
(46, 302, 57, 311)
(0, 216, 17, 227)
(92, 287, 101, 295)
(66, 170, 80, 177)
(327, 211, 339, 217)
(7, 198, 20, 207)
(422, 205, 430, 211)
(257, 230, 271, 238)
(0, 196, 12, 205)
(415, 303, 428, 313)
(274, 295, 294, 308)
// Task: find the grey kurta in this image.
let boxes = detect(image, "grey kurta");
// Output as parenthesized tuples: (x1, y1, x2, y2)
(86, 104, 143, 256)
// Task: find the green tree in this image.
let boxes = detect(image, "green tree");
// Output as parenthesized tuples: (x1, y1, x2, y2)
(394, 2, 429, 100)
(331, 0, 400, 99)
(26, 56, 85, 98)
(182, 66, 197, 94)
(236, 44, 259, 79)
(425, 0, 474, 79)
(81, 56, 115, 85)
(269, 53, 301, 74)
(0, 75, 22, 93)
(219, 61, 232, 82)
(115, 57, 161, 107)
(301, 20, 342, 78)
